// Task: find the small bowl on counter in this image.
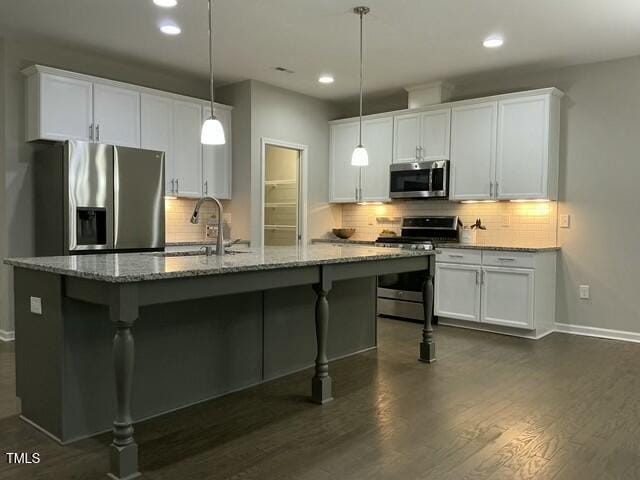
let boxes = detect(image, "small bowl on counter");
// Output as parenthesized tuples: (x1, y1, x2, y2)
(332, 228, 356, 239)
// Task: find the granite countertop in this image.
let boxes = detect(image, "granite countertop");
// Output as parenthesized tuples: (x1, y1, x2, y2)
(437, 243, 560, 252)
(165, 239, 250, 247)
(4, 244, 434, 283)
(312, 238, 559, 252)
(312, 238, 375, 245)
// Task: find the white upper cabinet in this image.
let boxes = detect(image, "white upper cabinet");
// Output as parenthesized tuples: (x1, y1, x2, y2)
(496, 94, 559, 200)
(202, 105, 232, 199)
(449, 101, 497, 201)
(172, 100, 203, 199)
(420, 109, 451, 161)
(393, 108, 450, 163)
(141, 93, 174, 195)
(24, 66, 233, 200)
(28, 73, 94, 142)
(481, 267, 535, 329)
(393, 113, 421, 163)
(93, 83, 140, 147)
(361, 117, 393, 202)
(329, 122, 360, 203)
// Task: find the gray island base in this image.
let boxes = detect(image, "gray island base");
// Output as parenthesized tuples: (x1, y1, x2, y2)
(5, 244, 436, 480)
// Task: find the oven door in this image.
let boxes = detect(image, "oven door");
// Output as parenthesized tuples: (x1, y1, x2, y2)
(389, 160, 448, 199)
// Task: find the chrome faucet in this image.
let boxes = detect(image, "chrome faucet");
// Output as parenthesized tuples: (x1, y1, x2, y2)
(190, 196, 224, 256)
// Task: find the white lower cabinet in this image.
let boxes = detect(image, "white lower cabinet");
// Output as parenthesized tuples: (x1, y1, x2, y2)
(481, 267, 534, 329)
(435, 263, 481, 322)
(435, 248, 556, 337)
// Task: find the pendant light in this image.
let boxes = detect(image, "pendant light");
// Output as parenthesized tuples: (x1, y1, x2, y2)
(351, 6, 369, 168)
(201, 0, 225, 145)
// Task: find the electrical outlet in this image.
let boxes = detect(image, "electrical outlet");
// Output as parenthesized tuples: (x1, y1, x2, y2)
(368, 216, 375, 226)
(579, 285, 590, 300)
(30, 296, 42, 315)
(559, 214, 570, 228)
(501, 215, 511, 227)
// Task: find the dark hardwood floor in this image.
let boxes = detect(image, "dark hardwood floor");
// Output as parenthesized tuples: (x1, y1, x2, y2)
(2, 318, 640, 479)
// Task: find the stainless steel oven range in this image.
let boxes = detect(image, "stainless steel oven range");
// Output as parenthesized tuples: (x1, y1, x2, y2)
(376, 216, 461, 322)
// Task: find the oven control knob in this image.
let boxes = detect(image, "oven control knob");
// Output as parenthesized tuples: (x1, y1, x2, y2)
(411, 244, 417, 250)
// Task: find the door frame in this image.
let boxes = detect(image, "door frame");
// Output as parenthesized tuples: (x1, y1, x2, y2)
(260, 137, 309, 247)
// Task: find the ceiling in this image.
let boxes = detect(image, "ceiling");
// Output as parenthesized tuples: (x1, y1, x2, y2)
(1, 0, 640, 101)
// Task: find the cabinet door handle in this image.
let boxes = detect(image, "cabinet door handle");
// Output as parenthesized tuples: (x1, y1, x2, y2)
(96, 124, 100, 142)
(497, 257, 515, 261)
(475, 271, 479, 284)
(89, 123, 94, 141)
(448, 254, 464, 258)
(175, 178, 179, 194)
(495, 182, 499, 196)
(481, 270, 486, 284)
(204, 180, 208, 195)
(170, 179, 175, 193)
(489, 181, 493, 197)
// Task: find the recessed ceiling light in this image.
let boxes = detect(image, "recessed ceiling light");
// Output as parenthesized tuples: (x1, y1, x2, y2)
(483, 35, 504, 48)
(160, 23, 181, 35)
(153, 0, 177, 7)
(318, 75, 335, 84)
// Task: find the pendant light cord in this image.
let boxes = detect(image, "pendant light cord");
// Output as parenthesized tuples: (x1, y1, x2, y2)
(358, 8, 364, 146)
(208, 0, 215, 116)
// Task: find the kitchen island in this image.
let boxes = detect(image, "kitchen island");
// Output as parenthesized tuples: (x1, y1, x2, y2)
(5, 244, 436, 480)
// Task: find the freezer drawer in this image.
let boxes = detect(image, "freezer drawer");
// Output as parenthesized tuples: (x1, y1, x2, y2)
(377, 297, 424, 321)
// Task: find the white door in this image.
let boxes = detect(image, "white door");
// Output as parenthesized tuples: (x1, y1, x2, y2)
(449, 102, 497, 200)
(173, 100, 203, 198)
(393, 113, 420, 163)
(329, 122, 359, 202)
(141, 93, 174, 195)
(39, 73, 93, 141)
(496, 95, 549, 200)
(420, 109, 451, 161)
(93, 83, 140, 147)
(481, 267, 535, 329)
(202, 106, 232, 199)
(434, 263, 481, 322)
(361, 117, 393, 202)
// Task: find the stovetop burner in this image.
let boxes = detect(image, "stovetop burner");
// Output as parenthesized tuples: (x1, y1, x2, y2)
(374, 215, 461, 249)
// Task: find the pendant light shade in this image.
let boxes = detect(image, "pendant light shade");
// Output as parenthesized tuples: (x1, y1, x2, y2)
(201, 0, 225, 145)
(201, 116, 226, 145)
(351, 6, 369, 167)
(351, 145, 369, 166)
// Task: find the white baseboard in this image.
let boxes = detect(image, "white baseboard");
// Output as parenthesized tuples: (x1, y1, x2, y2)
(0, 329, 15, 342)
(554, 323, 640, 344)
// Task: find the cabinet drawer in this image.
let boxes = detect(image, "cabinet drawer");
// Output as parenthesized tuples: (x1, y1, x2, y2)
(436, 248, 482, 265)
(377, 297, 424, 321)
(482, 251, 534, 269)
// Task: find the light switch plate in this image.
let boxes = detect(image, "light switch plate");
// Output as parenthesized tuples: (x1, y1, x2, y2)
(579, 285, 590, 299)
(30, 296, 42, 315)
(559, 214, 570, 228)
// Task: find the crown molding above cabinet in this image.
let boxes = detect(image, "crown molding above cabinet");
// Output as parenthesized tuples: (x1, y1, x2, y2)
(22, 65, 233, 200)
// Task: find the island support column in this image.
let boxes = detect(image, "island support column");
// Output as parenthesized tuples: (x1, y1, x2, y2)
(311, 273, 333, 404)
(108, 285, 141, 480)
(420, 255, 436, 363)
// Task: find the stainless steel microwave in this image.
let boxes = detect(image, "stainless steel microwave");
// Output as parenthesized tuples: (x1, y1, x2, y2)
(389, 160, 449, 199)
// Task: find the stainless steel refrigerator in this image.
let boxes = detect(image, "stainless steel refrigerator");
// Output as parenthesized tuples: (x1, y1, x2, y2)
(35, 140, 165, 255)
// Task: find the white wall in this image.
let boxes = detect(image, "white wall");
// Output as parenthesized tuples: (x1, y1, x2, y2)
(216, 80, 253, 242)
(218, 80, 341, 246)
(452, 56, 640, 334)
(0, 36, 209, 335)
(250, 81, 341, 246)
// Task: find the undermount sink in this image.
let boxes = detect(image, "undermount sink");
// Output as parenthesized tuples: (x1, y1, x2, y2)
(151, 249, 248, 258)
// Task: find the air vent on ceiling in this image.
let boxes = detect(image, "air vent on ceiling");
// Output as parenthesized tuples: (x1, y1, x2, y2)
(274, 66, 295, 74)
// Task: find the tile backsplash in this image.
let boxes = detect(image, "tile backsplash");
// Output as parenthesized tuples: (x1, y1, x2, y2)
(165, 198, 231, 244)
(339, 200, 558, 246)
